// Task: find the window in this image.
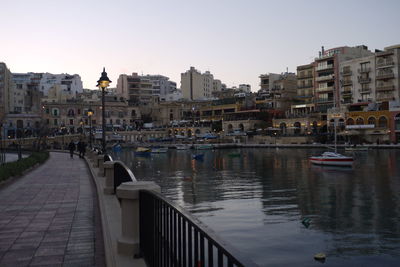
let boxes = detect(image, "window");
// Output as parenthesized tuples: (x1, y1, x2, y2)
(54, 119, 58, 126)
(346, 118, 354, 125)
(367, 117, 376, 126)
(356, 117, 364, 125)
(70, 119, 74, 125)
(378, 116, 388, 128)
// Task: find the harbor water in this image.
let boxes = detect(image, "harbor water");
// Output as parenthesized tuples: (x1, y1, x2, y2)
(111, 148, 400, 266)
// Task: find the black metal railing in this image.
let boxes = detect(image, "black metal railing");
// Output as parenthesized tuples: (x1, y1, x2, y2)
(104, 154, 113, 162)
(114, 161, 137, 193)
(139, 190, 259, 267)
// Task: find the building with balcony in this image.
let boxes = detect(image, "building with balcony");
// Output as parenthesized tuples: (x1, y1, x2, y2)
(141, 74, 177, 98)
(314, 45, 373, 112)
(258, 73, 281, 95)
(375, 45, 400, 103)
(117, 73, 158, 105)
(181, 67, 220, 100)
(39, 73, 83, 96)
(11, 73, 43, 114)
(339, 55, 376, 104)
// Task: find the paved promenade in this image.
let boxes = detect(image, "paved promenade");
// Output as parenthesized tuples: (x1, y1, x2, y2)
(0, 152, 105, 266)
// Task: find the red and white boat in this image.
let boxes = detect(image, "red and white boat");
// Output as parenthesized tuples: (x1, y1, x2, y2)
(309, 152, 353, 166)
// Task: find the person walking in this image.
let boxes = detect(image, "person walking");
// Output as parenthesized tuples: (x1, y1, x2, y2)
(68, 140, 76, 159)
(78, 140, 86, 158)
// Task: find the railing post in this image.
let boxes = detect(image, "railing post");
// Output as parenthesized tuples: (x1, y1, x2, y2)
(103, 161, 115, 194)
(116, 181, 161, 256)
(96, 155, 103, 169)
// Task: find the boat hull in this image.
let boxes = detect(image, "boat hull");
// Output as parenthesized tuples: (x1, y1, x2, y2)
(309, 157, 353, 166)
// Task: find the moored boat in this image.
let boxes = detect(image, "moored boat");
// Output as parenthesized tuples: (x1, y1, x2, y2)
(151, 147, 168, 153)
(194, 144, 213, 150)
(309, 152, 353, 166)
(134, 147, 151, 156)
(175, 144, 190, 150)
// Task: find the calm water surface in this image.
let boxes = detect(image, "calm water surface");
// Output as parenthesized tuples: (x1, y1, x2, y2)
(111, 148, 400, 266)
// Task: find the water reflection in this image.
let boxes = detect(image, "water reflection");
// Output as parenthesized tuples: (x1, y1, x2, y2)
(112, 148, 400, 266)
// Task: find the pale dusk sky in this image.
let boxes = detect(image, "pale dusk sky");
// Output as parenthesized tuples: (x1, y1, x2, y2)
(1, 0, 399, 91)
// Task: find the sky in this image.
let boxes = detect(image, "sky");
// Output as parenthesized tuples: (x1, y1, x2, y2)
(1, 0, 400, 92)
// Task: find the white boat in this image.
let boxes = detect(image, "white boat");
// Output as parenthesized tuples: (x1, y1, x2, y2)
(175, 144, 190, 150)
(309, 152, 354, 166)
(309, 109, 353, 166)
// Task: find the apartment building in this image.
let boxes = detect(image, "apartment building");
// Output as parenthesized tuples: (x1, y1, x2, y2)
(375, 45, 400, 103)
(314, 45, 373, 112)
(117, 73, 157, 105)
(291, 63, 315, 116)
(11, 73, 43, 114)
(258, 72, 297, 111)
(141, 74, 177, 97)
(39, 73, 83, 96)
(181, 67, 216, 100)
(338, 44, 400, 105)
(0, 62, 12, 120)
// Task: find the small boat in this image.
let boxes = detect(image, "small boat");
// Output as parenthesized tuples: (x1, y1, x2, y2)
(112, 144, 122, 152)
(134, 147, 151, 156)
(344, 146, 368, 152)
(309, 152, 353, 166)
(175, 144, 190, 150)
(194, 144, 213, 150)
(151, 147, 168, 153)
(192, 154, 204, 160)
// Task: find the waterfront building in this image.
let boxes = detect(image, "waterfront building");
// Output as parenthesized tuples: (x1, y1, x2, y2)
(375, 45, 400, 103)
(314, 45, 373, 112)
(258, 72, 297, 112)
(292, 63, 315, 116)
(116, 73, 158, 105)
(181, 67, 220, 100)
(0, 62, 13, 120)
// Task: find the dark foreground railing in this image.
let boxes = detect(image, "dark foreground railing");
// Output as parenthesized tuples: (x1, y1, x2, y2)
(104, 154, 113, 162)
(139, 190, 259, 267)
(114, 161, 137, 193)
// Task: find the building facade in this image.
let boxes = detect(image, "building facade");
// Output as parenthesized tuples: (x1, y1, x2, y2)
(0, 62, 12, 120)
(181, 67, 217, 100)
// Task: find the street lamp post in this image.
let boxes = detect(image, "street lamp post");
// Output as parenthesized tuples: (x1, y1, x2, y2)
(97, 68, 112, 154)
(88, 108, 93, 149)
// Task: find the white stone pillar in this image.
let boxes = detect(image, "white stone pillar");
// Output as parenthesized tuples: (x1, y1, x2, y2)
(116, 181, 161, 256)
(103, 161, 115, 194)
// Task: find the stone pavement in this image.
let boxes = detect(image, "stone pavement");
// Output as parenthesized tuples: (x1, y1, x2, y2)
(0, 152, 105, 266)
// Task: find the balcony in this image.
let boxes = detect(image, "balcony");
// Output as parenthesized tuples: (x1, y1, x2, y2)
(357, 77, 371, 83)
(376, 85, 395, 92)
(358, 67, 371, 73)
(376, 72, 394, 80)
(341, 90, 352, 96)
(341, 70, 352, 76)
(342, 80, 352, 86)
(316, 86, 334, 93)
(316, 74, 334, 82)
(376, 60, 395, 68)
(316, 64, 334, 71)
(359, 88, 371, 94)
(297, 84, 313, 89)
(316, 98, 334, 103)
(297, 74, 313, 79)
(376, 93, 394, 101)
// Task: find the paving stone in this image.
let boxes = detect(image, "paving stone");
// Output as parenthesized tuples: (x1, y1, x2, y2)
(30, 255, 64, 265)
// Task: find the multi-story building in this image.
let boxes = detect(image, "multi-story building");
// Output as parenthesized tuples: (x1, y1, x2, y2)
(258, 73, 281, 95)
(375, 45, 400, 103)
(338, 44, 400, 105)
(314, 45, 373, 112)
(142, 74, 177, 97)
(290, 63, 316, 117)
(181, 67, 218, 100)
(239, 84, 251, 93)
(213, 79, 222, 92)
(0, 62, 12, 120)
(117, 73, 157, 105)
(258, 72, 297, 112)
(11, 73, 43, 114)
(39, 73, 83, 96)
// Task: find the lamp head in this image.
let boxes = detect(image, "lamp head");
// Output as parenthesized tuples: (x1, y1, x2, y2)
(88, 108, 93, 117)
(97, 67, 112, 88)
